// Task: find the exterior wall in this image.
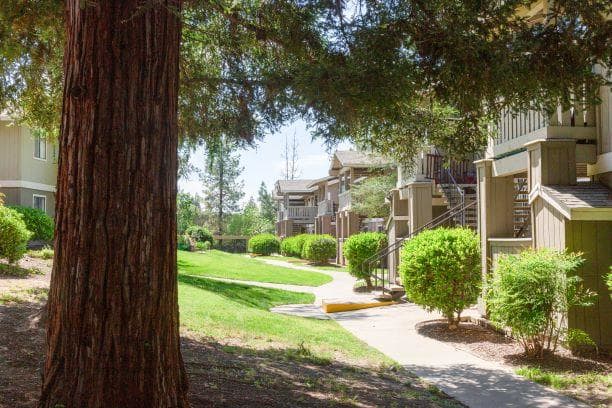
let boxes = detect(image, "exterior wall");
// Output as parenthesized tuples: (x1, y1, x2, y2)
(565, 220, 612, 350)
(0, 120, 22, 180)
(532, 197, 565, 250)
(0, 120, 57, 217)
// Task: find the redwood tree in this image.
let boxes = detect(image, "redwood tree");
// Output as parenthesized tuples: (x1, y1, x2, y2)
(40, 1, 189, 406)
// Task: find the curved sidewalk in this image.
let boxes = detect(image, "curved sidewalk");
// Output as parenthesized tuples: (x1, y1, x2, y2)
(257, 257, 588, 408)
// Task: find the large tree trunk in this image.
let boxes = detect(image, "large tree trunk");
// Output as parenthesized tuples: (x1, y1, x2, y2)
(40, 1, 188, 406)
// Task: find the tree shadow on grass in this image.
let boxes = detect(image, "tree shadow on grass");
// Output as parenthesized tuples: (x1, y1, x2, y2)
(178, 274, 314, 311)
(0, 300, 464, 408)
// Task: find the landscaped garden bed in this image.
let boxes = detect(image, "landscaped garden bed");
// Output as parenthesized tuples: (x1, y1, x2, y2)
(417, 320, 611, 407)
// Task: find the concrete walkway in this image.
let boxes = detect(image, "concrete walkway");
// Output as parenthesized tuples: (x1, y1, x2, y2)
(331, 303, 587, 408)
(256, 257, 587, 408)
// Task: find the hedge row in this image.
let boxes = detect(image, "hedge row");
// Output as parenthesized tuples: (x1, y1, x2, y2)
(281, 234, 336, 264)
(0, 206, 33, 263)
(248, 233, 280, 255)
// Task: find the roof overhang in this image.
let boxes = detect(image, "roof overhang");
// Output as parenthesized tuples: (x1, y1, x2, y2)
(529, 183, 612, 221)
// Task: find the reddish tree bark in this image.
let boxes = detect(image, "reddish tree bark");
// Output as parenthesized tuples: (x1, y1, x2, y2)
(40, 1, 188, 406)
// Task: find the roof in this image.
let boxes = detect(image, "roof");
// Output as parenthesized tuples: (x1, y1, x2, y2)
(330, 150, 393, 170)
(306, 175, 337, 188)
(529, 183, 612, 221)
(275, 179, 317, 194)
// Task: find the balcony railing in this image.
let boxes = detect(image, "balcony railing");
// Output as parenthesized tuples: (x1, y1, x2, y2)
(493, 106, 596, 154)
(278, 206, 317, 223)
(338, 190, 351, 211)
(317, 200, 337, 216)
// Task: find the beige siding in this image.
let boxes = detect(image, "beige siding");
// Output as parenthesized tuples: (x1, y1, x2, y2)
(566, 220, 612, 350)
(0, 120, 22, 180)
(532, 197, 565, 250)
(597, 74, 612, 155)
(18, 126, 57, 186)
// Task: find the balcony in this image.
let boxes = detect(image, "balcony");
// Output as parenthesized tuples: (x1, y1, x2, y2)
(338, 190, 352, 211)
(278, 206, 317, 224)
(317, 199, 337, 216)
(491, 106, 596, 157)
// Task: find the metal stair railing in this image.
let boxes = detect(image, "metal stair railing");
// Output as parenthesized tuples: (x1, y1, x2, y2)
(362, 200, 477, 297)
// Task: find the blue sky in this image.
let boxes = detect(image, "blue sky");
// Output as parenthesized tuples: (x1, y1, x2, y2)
(178, 120, 352, 204)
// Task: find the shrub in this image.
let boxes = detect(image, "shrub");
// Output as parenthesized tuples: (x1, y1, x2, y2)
(0, 206, 33, 263)
(29, 246, 54, 260)
(486, 249, 595, 358)
(343, 232, 387, 289)
(564, 329, 597, 356)
(399, 227, 480, 329)
(8, 206, 54, 241)
(177, 234, 191, 251)
(281, 234, 310, 258)
(185, 225, 213, 244)
(248, 233, 280, 255)
(302, 234, 336, 263)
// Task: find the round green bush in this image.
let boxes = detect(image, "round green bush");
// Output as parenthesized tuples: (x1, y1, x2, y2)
(248, 233, 280, 255)
(8, 206, 54, 241)
(177, 234, 191, 251)
(302, 234, 336, 263)
(486, 248, 594, 357)
(185, 225, 213, 244)
(399, 227, 480, 328)
(343, 232, 387, 288)
(280, 234, 310, 258)
(0, 206, 33, 263)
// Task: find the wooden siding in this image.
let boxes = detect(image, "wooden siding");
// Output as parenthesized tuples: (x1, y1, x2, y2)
(565, 220, 612, 349)
(532, 197, 566, 250)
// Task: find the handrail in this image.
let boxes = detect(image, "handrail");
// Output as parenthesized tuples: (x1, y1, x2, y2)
(362, 200, 477, 295)
(513, 178, 530, 238)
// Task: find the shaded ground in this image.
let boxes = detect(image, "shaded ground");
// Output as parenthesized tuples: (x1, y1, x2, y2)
(0, 300, 464, 408)
(417, 320, 611, 407)
(0, 256, 51, 292)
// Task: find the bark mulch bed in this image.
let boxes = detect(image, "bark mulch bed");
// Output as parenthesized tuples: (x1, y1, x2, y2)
(0, 299, 464, 407)
(417, 319, 611, 407)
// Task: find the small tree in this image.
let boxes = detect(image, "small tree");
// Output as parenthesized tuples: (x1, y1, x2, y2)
(350, 174, 396, 219)
(343, 232, 388, 290)
(486, 249, 595, 358)
(399, 227, 480, 329)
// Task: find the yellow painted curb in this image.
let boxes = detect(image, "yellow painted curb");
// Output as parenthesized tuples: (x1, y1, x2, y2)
(322, 300, 397, 313)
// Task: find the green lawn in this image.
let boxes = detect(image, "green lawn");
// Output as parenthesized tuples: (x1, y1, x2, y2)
(178, 274, 391, 366)
(259, 255, 348, 272)
(178, 250, 332, 286)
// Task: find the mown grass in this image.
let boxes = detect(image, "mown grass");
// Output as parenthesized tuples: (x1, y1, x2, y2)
(0, 287, 48, 304)
(259, 254, 348, 272)
(178, 250, 332, 286)
(178, 274, 391, 366)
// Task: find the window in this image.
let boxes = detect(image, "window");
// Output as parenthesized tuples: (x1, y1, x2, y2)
(33, 195, 47, 213)
(34, 135, 47, 160)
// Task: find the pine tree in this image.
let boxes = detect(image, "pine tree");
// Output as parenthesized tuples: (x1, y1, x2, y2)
(258, 182, 276, 226)
(201, 139, 245, 235)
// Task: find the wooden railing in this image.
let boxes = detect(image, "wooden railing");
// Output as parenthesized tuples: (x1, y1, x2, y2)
(425, 154, 477, 185)
(317, 199, 336, 216)
(338, 190, 351, 211)
(278, 206, 317, 222)
(495, 106, 596, 146)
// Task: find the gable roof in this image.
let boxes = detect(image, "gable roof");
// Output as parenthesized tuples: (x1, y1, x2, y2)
(529, 183, 612, 221)
(330, 150, 393, 171)
(275, 179, 317, 194)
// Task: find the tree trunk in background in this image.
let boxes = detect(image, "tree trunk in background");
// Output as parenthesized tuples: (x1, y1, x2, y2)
(40, 1, 188, 406)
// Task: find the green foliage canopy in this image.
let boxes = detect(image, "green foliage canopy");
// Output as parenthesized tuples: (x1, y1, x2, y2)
(350, 174, 396, 219)
(8, 206, 54, 241)
(1, 1, 609, 161)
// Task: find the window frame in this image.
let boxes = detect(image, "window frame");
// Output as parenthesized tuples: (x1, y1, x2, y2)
(33, 194, 47, 213)
(33, 135, 47, 161)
